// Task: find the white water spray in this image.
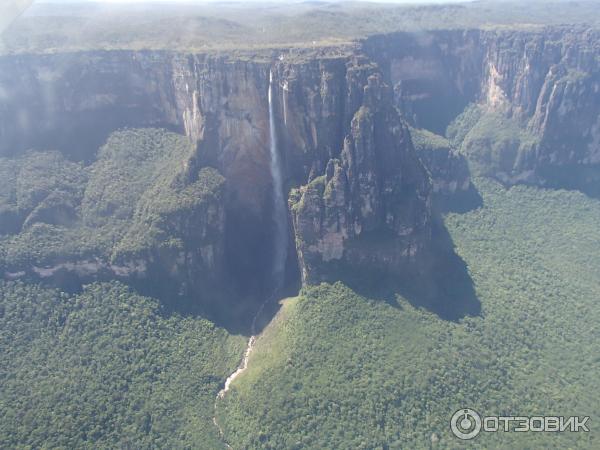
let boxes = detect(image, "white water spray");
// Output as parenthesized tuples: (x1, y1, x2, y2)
(268, 69, 288, 291)
(213, 68, 289, 414)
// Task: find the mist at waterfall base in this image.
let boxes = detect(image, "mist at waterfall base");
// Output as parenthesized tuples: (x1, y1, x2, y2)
(204, 69, 298, 336)
(213, 72, 290, 408)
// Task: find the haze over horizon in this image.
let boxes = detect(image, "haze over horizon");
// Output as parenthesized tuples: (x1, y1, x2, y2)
(33, 0, 476, 4)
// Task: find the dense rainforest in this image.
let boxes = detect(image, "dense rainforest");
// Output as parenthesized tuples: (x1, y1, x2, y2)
(1, 1, 600, 449)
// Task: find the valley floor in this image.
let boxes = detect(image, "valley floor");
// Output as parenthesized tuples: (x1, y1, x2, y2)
(215, 178, 600, 449)
(2, 177, 600, 449)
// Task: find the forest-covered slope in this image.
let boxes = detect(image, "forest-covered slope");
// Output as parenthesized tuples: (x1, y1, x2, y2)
(0, 281, 245, 449)
(216, 178, 600, 449)
(0, 128, 232, 313)
(3, 177, 599, 448)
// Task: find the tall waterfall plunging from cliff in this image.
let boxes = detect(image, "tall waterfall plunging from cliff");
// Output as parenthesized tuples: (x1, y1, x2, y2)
(268, 69, 288, 291)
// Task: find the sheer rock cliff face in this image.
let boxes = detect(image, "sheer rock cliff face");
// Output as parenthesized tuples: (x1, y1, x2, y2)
(0, 51, 180, 161)
(365, 28, 600, 188)
(269, 57, 348, 184)
(0, 50, 435, 289)
(172, 55, 272, 221)
(478, 28, 600, 187)
(1, 26, 599, 291)
(288, 71, 431, 284)
(364, 30, 484, 135)
(175, 54, 434, 286)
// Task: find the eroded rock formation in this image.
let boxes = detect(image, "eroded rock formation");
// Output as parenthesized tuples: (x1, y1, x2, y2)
(289, 71, 431, 284)
(365, 28, 600, 188)
(1, 26, 599, 295)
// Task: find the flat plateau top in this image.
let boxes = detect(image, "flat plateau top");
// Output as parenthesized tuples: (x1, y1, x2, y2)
(2, 0, 600, 56)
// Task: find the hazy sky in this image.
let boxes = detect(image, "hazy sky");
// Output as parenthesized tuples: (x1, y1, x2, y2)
(34, 0, 476, 3)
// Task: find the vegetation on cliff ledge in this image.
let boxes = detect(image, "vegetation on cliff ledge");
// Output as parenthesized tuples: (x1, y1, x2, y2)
(0, 128, 224, 270)
(448, 104, 539, 180)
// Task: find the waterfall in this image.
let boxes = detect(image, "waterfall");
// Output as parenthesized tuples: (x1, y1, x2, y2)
(268, 69, 288, 292)
(213, 70, 290, 437)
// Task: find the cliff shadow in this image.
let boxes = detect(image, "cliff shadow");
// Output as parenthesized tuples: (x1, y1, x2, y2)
(1, 109, 182, 164)
(398, 216, 481, 321)
(336, 215, 480, 322)
(433, 183, 483, 214)
(537, 164, 600, 200)
(126, 273, 265, 336)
